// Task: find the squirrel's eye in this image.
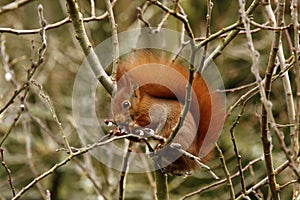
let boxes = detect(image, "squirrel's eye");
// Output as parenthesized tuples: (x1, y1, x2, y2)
(122, 100, 131, 109)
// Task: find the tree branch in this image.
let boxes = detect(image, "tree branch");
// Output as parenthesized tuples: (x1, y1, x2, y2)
(66, 0, 114, 94)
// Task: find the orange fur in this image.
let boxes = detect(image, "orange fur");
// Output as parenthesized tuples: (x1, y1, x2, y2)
(112, 50, 222, 174)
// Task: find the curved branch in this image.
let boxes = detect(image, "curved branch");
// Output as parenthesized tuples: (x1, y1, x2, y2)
(66, 0, 114, 94)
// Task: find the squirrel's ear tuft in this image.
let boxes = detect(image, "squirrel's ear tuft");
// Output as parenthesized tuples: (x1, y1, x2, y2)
(126, 75, 139, 93)
(123, 75, 140, 98)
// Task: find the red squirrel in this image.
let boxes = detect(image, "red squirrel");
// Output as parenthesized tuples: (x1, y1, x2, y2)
(111, 50, 224, 175)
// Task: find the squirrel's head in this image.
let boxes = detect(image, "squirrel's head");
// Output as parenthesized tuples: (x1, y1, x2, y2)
(111, 86, 132, 125)
(111, 74, 142, 126)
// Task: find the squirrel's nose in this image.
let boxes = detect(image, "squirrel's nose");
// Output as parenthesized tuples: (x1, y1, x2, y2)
(114, 114, 130, 126)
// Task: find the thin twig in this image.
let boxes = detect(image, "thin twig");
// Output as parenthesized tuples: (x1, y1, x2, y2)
(0, 12, 48, 147)
(249, 20, 292, 31)
(154, 12, 170, 33)
(104, 0, 119, 80)
(24, 117, 47, 199)
(215, 144, 235, 200)
(90, 0, 95, 17)
(73, 158, 108, 200)
(0, 0, 35, 14)
(279, 180, 299, 191)
(0, 148, 16, 197)
(162, 1, 197, 144)
(136, 6, 152, 31)
(217, 81, 257, 93)
(28, 114, 63, 145)
(0, 16, 110, 35)
(0, 1, 117, 35)
(227, 57, 296, 117)
(259, 0, 286, 199)
(165, 58, 195, 147)
(0, 83, 27, 115)
(198, 0, 213, 72)
(138, 150, 157, 200)
(202, 0, 260, 71)
(170, 143, 219, 179)
(11, 133, 151, 200)
(236, 160, 291, 200)
(229, 101, 247, 194)
(0, 4, 47, 115)
(0, 109, 24, 146)
(181, 157, 263, 200)
(147, 0, 195, 47)
(171, 23, 189, 63)
(195, 22, 239, 43)
(291, 0, 300, 198)
(31, 80, 72, 153)
(46, 190, 51, 200)
(119, 141, 132, 200)
(134, 1, 152, 47)
(264, 0, 297, 169)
